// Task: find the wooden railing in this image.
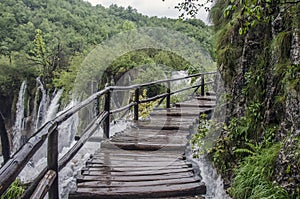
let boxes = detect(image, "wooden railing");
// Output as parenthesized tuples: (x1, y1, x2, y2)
(0, 71, 216, 198)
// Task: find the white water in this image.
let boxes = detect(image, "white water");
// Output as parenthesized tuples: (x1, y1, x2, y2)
(171, 70, 191, 89)
(12, 81, 27, 153)
(45, 89, 63, 123)
(197, 156, 231, 199)
(35, 77, 49, 130)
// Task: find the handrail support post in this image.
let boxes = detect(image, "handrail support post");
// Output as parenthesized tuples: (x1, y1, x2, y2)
(166, 81, 171, 108)
(134, 88, 140, 121)
(47, 128, 59, 199)
(103, 90, 111, 138)
(201, 74, 205, 96)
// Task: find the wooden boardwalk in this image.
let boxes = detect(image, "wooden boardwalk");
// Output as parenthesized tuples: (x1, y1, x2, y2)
(69, 95, 216, 199)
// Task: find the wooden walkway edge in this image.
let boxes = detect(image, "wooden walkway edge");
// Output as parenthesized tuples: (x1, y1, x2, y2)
(69, 95, 216, 199)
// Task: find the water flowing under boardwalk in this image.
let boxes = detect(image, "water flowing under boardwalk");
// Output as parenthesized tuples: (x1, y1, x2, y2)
(69, 95, 216, 199)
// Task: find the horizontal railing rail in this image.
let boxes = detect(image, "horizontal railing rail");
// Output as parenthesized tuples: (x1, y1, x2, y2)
(0, 71, 217, 198)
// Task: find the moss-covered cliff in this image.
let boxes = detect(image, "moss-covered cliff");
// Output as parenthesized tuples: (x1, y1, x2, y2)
(209, 0, 299, 198)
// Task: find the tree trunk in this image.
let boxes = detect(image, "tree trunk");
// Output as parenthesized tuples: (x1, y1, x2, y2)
(0, 112, 10, 164)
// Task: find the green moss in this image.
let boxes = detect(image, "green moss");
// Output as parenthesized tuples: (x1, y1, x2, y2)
(271, 31, 293, 63)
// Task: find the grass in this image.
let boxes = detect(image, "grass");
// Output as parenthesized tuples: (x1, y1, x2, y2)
(229, 143, 290, 199)
(0, 179, 25, 199)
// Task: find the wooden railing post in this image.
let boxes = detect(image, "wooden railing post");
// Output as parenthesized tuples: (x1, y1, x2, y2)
(95, 96, 100, 117)
(166, 81, 171, 108)
(134, 88, 140, 121)
(201, 74, 205, 96)
(47, 129, 59, 199)
(103, 90, 110, 138)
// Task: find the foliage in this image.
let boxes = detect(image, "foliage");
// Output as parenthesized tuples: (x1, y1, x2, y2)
(0, 179, 25, 199)
(191, 114, 210, 156)
(230, 144, 289, 199)
(136, 89, 158, 119)
(172, 0, 213, 18)
(0, 0, 214, 120)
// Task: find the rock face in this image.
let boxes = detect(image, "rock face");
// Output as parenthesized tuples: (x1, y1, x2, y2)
(210, 1, 300, 197)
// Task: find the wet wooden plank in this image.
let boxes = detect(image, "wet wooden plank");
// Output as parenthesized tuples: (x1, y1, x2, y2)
(77, 177, 201, 188)
(86, 159, 190, 167)
(69, 182, 206, 199)
(81, 167, 195, 176)
(83, 164, 191, 171)
(101, 142, 186, 151)
(76, 171, 196, 183)
(150, 107, 213, 117)
(195, 95, 216, 101)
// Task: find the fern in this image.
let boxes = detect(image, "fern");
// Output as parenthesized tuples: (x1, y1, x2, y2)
(230, 143, 290, 199)
(234, 148, 256, 155)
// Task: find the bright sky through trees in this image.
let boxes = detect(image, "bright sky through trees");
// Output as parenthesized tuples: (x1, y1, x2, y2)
(87, 0, 211, 23)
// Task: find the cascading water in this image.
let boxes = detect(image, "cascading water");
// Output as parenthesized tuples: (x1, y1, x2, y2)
(12, 81, 27, 153)
(35, 77, 49, 130)
(45, 89, 63, 123)
(171, 70, 191, 89)
(197, 156, 231, 199)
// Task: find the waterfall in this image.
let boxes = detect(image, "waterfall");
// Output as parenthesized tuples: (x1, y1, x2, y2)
(31, 90, 67, 163)
(57, 100, 79, 152)
(12, 81, 27, 153)
(45, 89, 63, 123)
(35, 77, 49, 130)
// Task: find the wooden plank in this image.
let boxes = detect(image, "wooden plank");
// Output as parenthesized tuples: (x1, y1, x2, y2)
(94, 150, 185, 157)
(86, 158, 189, 165)
(84, 165, 191, 171)
(89, 155, 185, 162)
(115, 129, 190, 137)
(76, 171, 196, 183)
(175, 102, 216, 108)
(81, 167, 194, 176)
(69, 182, 206, 199)
(150, 108, 213, 116)
(195, 95, 216, 101)
(101, 142, 186, 151)
(77, 177, 200, 188)
(109, 137, 187, 144)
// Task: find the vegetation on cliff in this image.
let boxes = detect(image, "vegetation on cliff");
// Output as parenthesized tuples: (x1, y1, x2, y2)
(200, 0, 299, 198)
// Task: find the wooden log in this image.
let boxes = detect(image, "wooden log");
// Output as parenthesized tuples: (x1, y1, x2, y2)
(30, 170, 57, 199)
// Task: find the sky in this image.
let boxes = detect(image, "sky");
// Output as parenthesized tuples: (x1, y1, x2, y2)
(87, 0, 211, 24)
